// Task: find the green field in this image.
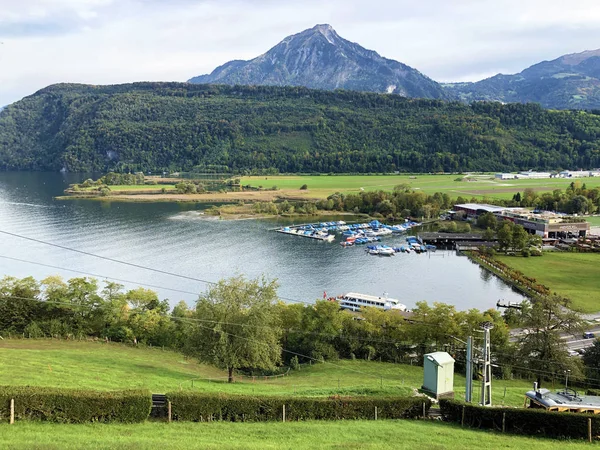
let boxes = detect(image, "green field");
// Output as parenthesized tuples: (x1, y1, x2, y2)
(0, 420, 590, 450)
(83, 184, 176, 191)
(0, 340, 531, 406)
(587, 216, 600, 227)
(241, 174, 600, 200)
(497, 253, 600, 313)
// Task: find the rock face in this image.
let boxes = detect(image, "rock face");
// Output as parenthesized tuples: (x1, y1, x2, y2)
(188, 24, 447, 99)
(444, 49, 600, 109)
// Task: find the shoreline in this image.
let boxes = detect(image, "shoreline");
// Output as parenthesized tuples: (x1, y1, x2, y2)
(55, 189, 322, 204)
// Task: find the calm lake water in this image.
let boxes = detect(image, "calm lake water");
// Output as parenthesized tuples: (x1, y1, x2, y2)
(0, 172, 525, 311)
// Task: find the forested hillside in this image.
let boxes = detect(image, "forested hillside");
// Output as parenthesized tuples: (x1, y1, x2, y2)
(1, 82, 600, 173)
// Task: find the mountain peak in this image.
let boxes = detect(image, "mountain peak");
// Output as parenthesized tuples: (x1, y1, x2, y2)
(188, 25, 446, 99)
(311, 23, 334, 32)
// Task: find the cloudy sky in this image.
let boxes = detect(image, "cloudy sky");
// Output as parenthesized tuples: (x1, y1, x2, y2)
(0, 0, 599, 106)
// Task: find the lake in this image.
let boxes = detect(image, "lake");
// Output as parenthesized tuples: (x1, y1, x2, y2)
(0, 172, 525, 310)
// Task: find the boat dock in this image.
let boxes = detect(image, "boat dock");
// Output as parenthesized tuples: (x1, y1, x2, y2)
(419, 232, 497, 250)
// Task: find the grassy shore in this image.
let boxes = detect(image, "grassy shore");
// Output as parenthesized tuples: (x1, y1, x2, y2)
(0, 420, 591, 450)
(496, 252, 600, 313)
(0, 340, 533, 406)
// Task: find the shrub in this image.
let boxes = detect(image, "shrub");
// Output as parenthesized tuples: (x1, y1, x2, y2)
(440, 399, 600, 440)
(0, 386, 151, 423)
(300, 184, 308, 190)
(166, 393, 429, 422)
(289, 356, 299, 370)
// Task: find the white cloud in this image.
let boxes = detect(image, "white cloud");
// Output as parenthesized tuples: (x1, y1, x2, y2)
(0, 0, 599, 105)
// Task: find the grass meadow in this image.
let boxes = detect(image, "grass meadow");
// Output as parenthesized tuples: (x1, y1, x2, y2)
(0, 420, 592, 450)
(240, 174, 600, 200)
(496, 252, 600, 313)
(0, 340, 532, 407)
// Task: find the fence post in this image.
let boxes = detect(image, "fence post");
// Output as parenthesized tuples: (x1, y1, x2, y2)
(589, 417, 592, 443)
(10, 399, 14, 425)
(191, 380, 194, 388)
(502, 412, 506, 433)
(168, 401, 172, 423)
(375, 406, 378, 421)
(422, 402, 426, 418)
(461, 405, 465, 427)
(283, 404, 286, 423)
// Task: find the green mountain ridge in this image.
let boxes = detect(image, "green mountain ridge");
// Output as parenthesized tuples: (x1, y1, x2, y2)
(1, 82, 600, 173)
(444, 49, 600, 110)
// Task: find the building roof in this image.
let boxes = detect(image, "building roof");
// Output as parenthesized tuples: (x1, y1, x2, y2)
(454, 203, 507, 213)
(424, 352, 455, 366)
(526, 389, 600, 409)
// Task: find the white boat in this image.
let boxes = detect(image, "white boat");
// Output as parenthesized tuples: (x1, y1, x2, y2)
(377, 247, 395, 256)
(337, 292, 407, 312)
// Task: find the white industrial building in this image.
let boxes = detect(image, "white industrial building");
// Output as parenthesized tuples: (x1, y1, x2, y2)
(495, 171, 552, 180)
(518, 171, 551, 179)
(559, 170, 593, 178)
(495, 173, 517, 180)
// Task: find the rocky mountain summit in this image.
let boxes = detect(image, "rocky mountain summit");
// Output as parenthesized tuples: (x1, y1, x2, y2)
(189, 24, 447, 99)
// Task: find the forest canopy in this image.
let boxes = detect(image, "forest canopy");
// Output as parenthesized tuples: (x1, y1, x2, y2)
(1, 82, 600, 173)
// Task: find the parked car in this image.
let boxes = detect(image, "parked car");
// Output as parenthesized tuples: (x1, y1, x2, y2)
(568, 350, 580, 357)
(583, 331, 595, 339)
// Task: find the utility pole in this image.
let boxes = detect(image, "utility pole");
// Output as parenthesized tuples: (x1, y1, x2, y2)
(465, 336, 473, 402)
(480, 322, 494, 407)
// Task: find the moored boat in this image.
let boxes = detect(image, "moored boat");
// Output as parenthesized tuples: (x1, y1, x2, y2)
(336, 292, 408, 312)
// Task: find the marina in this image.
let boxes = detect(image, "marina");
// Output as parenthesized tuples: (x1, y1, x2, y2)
(275, 219, 422, 245)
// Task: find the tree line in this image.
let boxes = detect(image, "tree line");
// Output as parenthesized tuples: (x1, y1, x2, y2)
(2, 82, 600, 173)
(1, 273, 592, 387)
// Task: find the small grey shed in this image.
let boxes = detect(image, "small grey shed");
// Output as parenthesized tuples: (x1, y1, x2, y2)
(422, 351, 455, 399)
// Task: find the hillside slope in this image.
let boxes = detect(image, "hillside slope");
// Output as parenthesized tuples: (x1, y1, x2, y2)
(189, 24, 447, 99)
(2, 82, 600, 173)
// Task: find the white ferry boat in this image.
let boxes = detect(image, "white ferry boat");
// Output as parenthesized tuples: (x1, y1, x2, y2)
(337, 292, 407, 312)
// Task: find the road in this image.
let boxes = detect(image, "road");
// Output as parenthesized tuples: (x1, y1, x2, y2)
(510, 324, 600, 353)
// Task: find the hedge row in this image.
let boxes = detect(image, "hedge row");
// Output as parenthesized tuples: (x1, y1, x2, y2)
(0, 386, 151, 423)
(440, 399, 600, 440)
(165, 393, 430, 422)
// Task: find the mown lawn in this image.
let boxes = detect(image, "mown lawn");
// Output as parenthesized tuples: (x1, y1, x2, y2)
(0, 420, 592, 450)
(497, 252, 600, 313)
(0, 340, 532, 406)
(240, 174, 600, 200)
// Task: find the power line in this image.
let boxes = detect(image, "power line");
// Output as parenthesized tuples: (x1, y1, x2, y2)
(0, 255, 202, 297)
(0, 229, 313, 305)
